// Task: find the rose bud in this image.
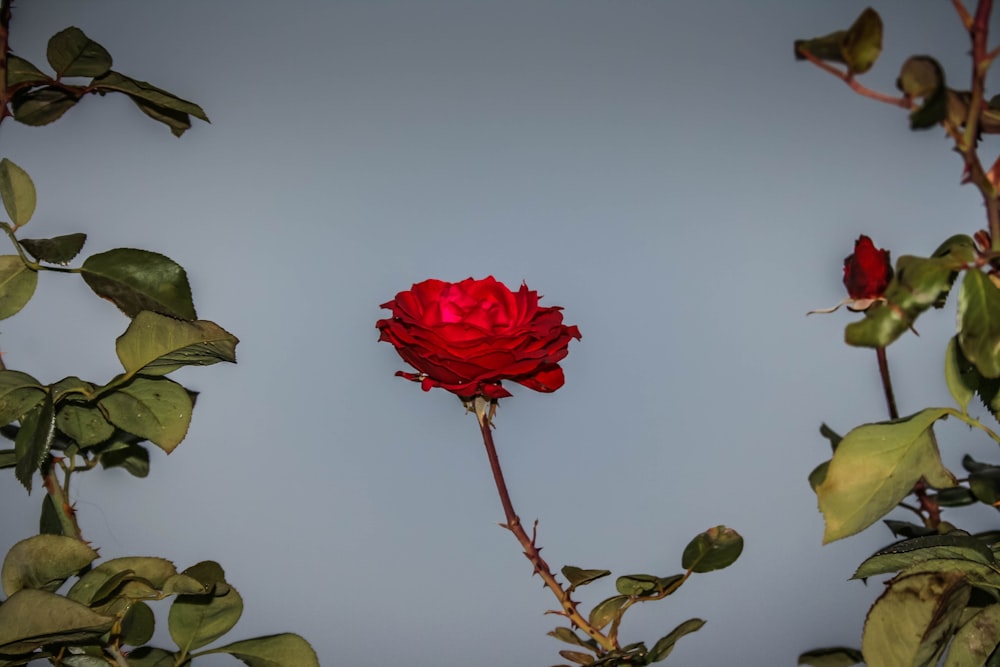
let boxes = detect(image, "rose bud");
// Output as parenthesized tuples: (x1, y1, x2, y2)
(843, 234, 893, 302)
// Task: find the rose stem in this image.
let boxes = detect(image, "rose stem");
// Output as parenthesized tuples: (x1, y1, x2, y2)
(476, 411, 617, 652)
(877, 346, 940, 527)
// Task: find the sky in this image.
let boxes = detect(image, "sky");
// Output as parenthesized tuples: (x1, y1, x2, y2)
(0, 2, 998, 666)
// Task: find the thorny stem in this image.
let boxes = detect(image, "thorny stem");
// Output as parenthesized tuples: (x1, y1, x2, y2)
(877, 346, 941, 528)
(475, 408, 618, 653)
(794, 46, 913, 109)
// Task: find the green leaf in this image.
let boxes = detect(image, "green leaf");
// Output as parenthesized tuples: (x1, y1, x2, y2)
(557, 650, 594, 665)
(852, 534, 997, 580)
(897, 56, 949, 129)
(202, 634, 320, 667)
(587, 595, 628, 631)
(99, 441, 150, 477)
(47, 27, 111, 78)
(119, 601, 156, 647)
(6, 55, 49, 87)
(681, 525, 743, 573)
(19, 233, 86, 265)
(92, 70, 208, 136)
(14, 393, 55, 492)
(0, 588, 113, 655)
(943, 603, 1000, 667)
(970, 469, 1000, 505)
(547, 627, 594, 650)
(0, 370, 44, 426)
(816, 408, 956, 543)
(1, 535, 98, 596)
(819, 423, 843, 450)
(116, 311, 238, 376)
(561, 566, 611, 592)
(841, 8, 882, 75)
(947, 336, 979, 413)
(56, 402, 114, 448)
(0, 158, 36, 228)
(846, 254, 959, 348)
(936, 486, 978, 507)
(120, 647, 175, 667)
(168, 585, 243, 652)
(884, 520, 937, 540)
(809, 460, 830, 492)
(98, 376, 192, 453)
(861, 571, 970, 667)
(647, 618, 706, 663)
(798, 647, 864, 667)
(179, 561, 229, 595)
(81, 248, 196, 320)
(615, 574, 660, 596)
(0, 448, 14, 467)
(793, 8, 882, 75)
(67, 556, 177, 605)
(899, 558, 1000, 592)
(0, 255, 38, 319)
(11, 86, 80, 126)
(959, 271, 1000, 378)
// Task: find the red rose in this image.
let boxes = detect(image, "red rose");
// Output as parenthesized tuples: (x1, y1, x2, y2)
(843, 235, 893, 300)
(377, 276, 581, 399)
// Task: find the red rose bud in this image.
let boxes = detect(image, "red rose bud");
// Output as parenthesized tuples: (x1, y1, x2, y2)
(376, 276, 581, 400)
(843, 235, 892, 300)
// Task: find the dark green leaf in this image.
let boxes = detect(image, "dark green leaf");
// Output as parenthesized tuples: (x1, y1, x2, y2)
(883, 520, 937, 539)
(168, 586, 243, 652)
(92, 70, 208, 133)
(793, 8, 882, 75)
(0, 158, 36, 227)
(0, 588, 113, 655)
(133, 98, 193, 138)
(180, 561, 229, 595)
(647, 618, 706, 663)
(81, 248, 195, 320)
(816, 408, 956, 543)
(0, 255, 38, 319)
(120, 601, 155, 647)
(548, 627, 594, 651)
(681, 525, 743, 573)
(47, 27, 111, 78)
(39, 494, 60, 535)
(201, 634, 320, 667)
(11, 86, 79, 126)
(897, 56, 948, 129)
(99, 441, 149, 478)
(615, 574, 660, 596)
(588, 595, 628, 631)
(121, 647, 175, 667)
(971, 469, 1000, 506)
(0, 535, 98, 596)
(936, 486, 978, 507)
(959, 271, 1000, 378)
(0, 370, 44, 426)
(0, 448, 14, 467)
(899, 558, 1000, 592)
(98, 376, 192, 453)
(841, 8, 882, 74)
(947, 336, 979, 413)
(19, 233, 86, 265)
(561, 566, 611, 592)
(963, 454, 998, 474)
(67, 557, 177, 605)
(6, 55, 49, 87)
(14, 393, 55, 492)
(57, 402, 114, 448)
(852, 534, 996, 580)
(797, 647, 864, 667)
(862, 571, 970, 667)
(116, 311, 238, 376)
(819, 423, 843, 450)
(557, 651, 594, 665)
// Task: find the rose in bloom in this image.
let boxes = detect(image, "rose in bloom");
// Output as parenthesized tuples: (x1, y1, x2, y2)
(377, 276, 581, 399)
(843, 235, 893, 304)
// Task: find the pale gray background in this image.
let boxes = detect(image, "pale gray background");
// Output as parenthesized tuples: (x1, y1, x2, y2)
(0, 2, 996, 665)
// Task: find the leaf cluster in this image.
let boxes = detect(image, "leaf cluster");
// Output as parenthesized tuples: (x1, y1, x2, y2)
(0, 535, 317, 666)
(547, 526, 742, 666)
(7, 27, 208, 136)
